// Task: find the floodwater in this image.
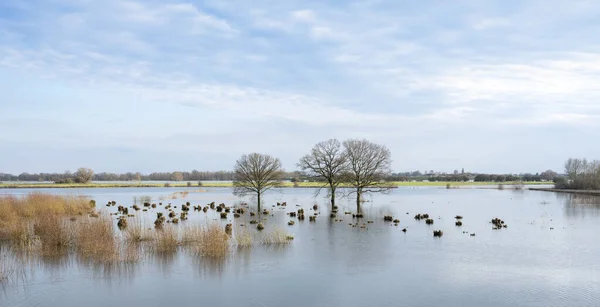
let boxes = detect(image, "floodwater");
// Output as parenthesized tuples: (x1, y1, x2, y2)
(2, 186, 600, 307)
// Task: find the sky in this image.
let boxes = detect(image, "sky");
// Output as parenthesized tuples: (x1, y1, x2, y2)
(1, 0, 599, 174)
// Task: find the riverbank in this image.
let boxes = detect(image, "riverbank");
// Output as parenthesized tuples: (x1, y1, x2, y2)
(528, 188, 600, 196)
(0, 181, 548, 189)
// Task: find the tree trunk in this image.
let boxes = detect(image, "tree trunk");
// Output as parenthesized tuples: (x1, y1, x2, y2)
(257, 191, 261, 213)
(330, 187, 336, 211)
(356, 189, 361, 213)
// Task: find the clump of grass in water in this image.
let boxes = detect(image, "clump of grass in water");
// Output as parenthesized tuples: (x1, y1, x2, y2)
(182, 224, 229, 258)
(261, 228, 294, 245)
(124, 218, 152, 243)
(153, 226, 179, 253)
(235, 227, 253, 248)
(34, 215, 72, 258)
(75, 215, 118, 263)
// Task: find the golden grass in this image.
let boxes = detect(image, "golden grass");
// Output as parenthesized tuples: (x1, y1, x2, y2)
(0, 193, 94, 241)
(124, 218, 152, 243)
(234, 227, 254, 248)
(261, 228, 294, 244)
(75, 215, 118, 263)
(182, 224, 229, 258)
(34, 215, 72, 258)
(153, 226, 179, 253)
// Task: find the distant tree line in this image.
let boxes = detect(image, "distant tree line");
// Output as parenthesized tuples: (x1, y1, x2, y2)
(0, 170, 304, 183)
(556, 158, 600, 190)
(385, 170, 559, 183)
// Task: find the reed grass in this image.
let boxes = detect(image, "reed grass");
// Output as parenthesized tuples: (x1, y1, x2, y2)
(124, 218, 152, 243)
(235, 227, 254, 248)
(261, 228, 294, 244)
(182, 224, 229, 258)
(75, 215, 118, 263)
(153, 226, 179, 253)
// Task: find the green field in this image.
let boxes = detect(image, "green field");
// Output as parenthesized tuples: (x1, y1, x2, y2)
(0, 181, 550, 189)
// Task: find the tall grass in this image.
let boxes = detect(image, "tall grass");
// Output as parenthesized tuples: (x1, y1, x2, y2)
(34, 215, 71, 258)
(153, 226, 179, 253)
(0, 193, 93, 242)
(124, 218, 152, 243)
(235, 227, 254, 248)
(75, 215, 118, 263)
(182, 224, 229, 258)
(261, 228, 294, 244)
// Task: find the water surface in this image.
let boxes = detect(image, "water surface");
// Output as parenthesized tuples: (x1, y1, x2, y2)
(2, 187, 599, 307)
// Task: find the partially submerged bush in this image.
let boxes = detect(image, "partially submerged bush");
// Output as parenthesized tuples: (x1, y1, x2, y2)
(117, 217, 128, 230)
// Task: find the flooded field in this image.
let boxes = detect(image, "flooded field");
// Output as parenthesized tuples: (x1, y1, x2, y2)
(2, 186, 600, 307)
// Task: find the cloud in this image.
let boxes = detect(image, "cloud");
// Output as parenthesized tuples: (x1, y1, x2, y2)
(291, 9, 316, 23)
(472, 18, 511, 30)
(2, 0, 600, 172)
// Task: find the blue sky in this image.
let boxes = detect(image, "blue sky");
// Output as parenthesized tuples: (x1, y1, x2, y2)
(1, 0, 599, 174)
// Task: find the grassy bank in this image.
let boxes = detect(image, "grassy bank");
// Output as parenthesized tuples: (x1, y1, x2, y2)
(528, 188, 600, 196)
(0, 181, 550, 189)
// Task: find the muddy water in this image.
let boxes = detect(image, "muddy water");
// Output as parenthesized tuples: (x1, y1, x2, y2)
(2, 187, 600, 307)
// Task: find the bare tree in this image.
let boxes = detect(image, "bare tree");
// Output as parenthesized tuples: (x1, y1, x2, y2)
(343, 139, 393, 212)
(298, 139, 348, 211)
(171, 172, 184, 181)
(74, 167, 94, 183)
(233, 153, 284, 212)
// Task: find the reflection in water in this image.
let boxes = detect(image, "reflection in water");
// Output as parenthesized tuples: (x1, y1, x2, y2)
(193, 256, 227, 278)
(150, 250, 178, 276)
(559, 193, 600, 217)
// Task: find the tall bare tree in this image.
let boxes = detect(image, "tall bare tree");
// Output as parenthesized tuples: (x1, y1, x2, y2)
(298, 139, 347, 211)
(74, 167, 94, 183)
(343, 139, 393, 212)
(233, 153, 284, 212)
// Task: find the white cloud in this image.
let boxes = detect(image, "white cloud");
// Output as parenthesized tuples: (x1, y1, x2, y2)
(291, 9, 316, 23)
(473, 18, 511, 30)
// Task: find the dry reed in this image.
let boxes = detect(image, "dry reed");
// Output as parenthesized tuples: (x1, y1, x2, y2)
(235, 227, 254, 248)
(124, 218, 152, 243)
(153, 226, 179, 253)
(183, 224, 229, 258)
(75, 215, 118, 263)
(261, 228, 294, 244)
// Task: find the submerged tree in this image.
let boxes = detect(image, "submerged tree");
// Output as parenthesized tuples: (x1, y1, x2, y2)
(74, 168, 94, 183)
(298, 139, 347, 211)
(233, 153, 284, 212)
(343, 139, 393, 212)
